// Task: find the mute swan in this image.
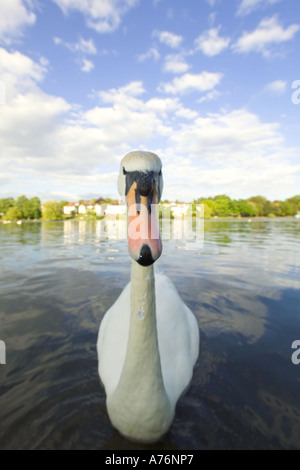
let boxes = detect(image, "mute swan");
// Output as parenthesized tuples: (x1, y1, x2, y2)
(97, 150, 199, 443)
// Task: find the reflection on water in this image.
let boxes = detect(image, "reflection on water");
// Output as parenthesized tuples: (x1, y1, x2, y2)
(0, 218, 300, 449)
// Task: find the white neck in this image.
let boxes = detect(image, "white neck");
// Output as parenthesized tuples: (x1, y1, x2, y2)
(106, 261, 173, 442)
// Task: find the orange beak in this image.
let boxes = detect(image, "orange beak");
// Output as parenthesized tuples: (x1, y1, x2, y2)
(126, 177, 162, 266)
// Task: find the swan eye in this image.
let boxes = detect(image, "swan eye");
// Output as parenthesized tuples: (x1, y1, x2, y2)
(158, 169, 162, 176)
(123, 167, 127, 175)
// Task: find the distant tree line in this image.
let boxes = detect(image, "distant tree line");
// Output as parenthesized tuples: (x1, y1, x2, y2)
(1, 194, 300, 222)
(0, 196, 42, 221)
(0, 196, 63, 221)
(193, 195, 300, 218)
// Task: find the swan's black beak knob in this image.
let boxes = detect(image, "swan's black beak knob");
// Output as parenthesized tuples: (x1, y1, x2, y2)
(137, 244, 154, 266)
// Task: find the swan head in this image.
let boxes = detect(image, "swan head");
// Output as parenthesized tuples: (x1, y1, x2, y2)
(118, 151, 163, 267)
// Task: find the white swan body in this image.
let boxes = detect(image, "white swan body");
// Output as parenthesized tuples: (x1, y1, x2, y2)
(97, 151, 199, 443)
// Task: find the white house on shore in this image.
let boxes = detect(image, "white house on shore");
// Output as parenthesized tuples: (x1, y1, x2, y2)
(64, 203, 77, 215)
(95, 204, 104, 216)
(63, 199, 126, 217)
(104, 204, 126, 216)
(78, 203, 88, 215)
(63, 199, 192, 219)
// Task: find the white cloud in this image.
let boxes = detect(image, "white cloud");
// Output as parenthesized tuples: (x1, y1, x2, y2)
(170, 108, 284, 160)
(175, 107, 198, 120)
(54, 36, 97, 55)
(163, 54, 190, 74)
(0, 66, 177, 199)
(197, 89, 220, 103)
(232, 16, 300, 57)
(237, 0, 282, 17)
(54, 36, 97, 72)
(52, 0, 139, 33)
(80, 58, 95, 72)
(145, 97, 181, 117)
(0, 49, 103, 195)
(0, 91, 72, 204)
(0, 47, 48, 99)
(0, 47, 46, 84)
(137, 48, 160, 62)
(153, 30, 183, 48)
(53, 36, 61, 46)
(161, 108, 299, 201)
(1, 46, 299, 202)
(0, 91, 70, 156)
(265, 80, 287, 94)
(208, 12, 216, 27)
(76, 37, 97, 55)
(0, 49, 70, 167)
(164, 159, 300, 202)
(0, 0, 36, 44)
(194, 26, 230, 56)
(85, 81, 173, 144)
(97, 81, 146, 102)
(158, 71, 223, 95)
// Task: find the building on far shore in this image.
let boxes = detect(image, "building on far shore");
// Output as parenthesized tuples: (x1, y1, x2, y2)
(63, 199, 194, 218)
(64, 203, 77, 216)
(63, 198, 126, 217)
(103, 203, 126, 216)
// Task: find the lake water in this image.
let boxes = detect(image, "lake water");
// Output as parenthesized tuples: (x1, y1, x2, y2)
(0, 218, 300, 450)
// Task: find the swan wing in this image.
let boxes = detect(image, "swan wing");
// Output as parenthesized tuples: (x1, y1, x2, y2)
(155, 273, 200, 404)
(97, 282, 131, 396)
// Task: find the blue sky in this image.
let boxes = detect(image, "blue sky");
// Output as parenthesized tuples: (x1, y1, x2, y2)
(0, 0, 300, 203)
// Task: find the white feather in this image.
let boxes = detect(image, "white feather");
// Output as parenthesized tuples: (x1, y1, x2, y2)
(97, 272, 199, 422)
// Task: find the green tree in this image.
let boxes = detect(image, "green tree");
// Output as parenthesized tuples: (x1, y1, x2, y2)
(16, 195, 28, 218)
(263, 201, 281, 217)
(28, 197, 42, 219)
(14, 195, 41, 219)
(0, 198, 15, 216)
(214, 195, 232, 217)
(199, 198, 216, 215)
(235, 199, 257, 217)
(2, 206, 23, 221)
(42, 201, 63, 220)
(228, 199, 240, 217)
(285, 196, 300, 215)
(248, 196, 267, 216)
(279, 200, 294, 216)
(203, 203, 214, 219)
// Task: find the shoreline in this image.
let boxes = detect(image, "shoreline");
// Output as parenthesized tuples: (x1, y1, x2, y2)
(1, 215, 299, 224)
